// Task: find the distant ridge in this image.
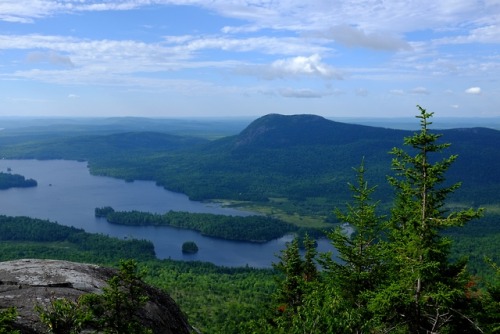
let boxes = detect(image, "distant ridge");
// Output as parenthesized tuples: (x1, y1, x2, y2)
(233, 113, 404, 149)
(0, 113, 499, 212)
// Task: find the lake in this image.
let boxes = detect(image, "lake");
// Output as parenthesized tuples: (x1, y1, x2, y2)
(0, 159, 335, 268)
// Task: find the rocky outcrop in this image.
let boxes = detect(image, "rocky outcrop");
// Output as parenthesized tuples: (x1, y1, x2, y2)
(0, 259, 194, 334)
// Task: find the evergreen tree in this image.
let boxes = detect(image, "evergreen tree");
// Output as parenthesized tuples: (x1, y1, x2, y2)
(273, 238, 305, 313)
(270, 235, 320, 332)
(36, 260, 152, 334)
(320, 160, 385, 333)
(265, 106, 491, 334)
(371, 106, 483, 333)
(302, 234, 319, 283)
(474, 258, 500, 333)
(82, 260, 152, 334)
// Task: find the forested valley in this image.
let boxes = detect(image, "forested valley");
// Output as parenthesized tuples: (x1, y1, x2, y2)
(0, 109, 499, 333)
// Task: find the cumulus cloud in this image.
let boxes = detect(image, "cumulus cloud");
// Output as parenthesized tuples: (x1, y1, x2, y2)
(266, 54, 342, 80)
(1, 0, 497, 112)
(323, 25, 412, 51)
(465, 86, 482, 95)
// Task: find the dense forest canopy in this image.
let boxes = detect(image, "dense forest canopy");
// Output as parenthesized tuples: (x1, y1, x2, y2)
(0, 216, 275, 333)
(0, 111, 499, 333)
(262, 108, 499, 334)
(1, 114, 499, 218)
(95, 207, 298, 242)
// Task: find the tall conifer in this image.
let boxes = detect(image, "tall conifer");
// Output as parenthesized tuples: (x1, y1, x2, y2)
(372, 106, 483, 333)
(320, 160, 385, 333)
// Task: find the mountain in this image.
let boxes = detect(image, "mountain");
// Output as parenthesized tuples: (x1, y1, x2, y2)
(0, 113, 499, 214)
(176, 114, 500, 208)
(233, 113, 405, 149)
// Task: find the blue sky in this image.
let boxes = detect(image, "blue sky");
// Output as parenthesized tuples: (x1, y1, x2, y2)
(0, 1, 499, 118)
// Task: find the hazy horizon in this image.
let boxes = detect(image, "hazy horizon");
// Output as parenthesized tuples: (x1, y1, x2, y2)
(2, 114, 500, 132)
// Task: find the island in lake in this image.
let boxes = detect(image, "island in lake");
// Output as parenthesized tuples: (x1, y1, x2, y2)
(0, 172, 37, 190)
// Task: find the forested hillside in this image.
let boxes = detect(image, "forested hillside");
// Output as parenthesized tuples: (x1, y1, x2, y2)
(0, 216, 275, 333)
(257, 108, 500, 334)
(1, 111, 499, 333)
(1, 113, 499, 218)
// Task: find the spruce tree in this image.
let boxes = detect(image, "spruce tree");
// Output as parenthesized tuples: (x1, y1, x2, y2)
(273, 237, 306, 314)
(271, 235, 320, 332)
(371, 106, 483, 333)
(321, 160, 385, 333)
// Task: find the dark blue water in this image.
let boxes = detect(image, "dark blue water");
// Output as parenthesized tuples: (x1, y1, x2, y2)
(0, 159, 335, 267)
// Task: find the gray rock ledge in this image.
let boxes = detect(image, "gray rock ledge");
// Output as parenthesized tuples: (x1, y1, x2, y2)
(0, 259, 194, 334)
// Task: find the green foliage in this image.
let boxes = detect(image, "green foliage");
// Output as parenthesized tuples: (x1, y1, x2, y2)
(97, 208, 296, 242)
(476, 259, 500, 333)
(182, 241, 199, 254)
(36, 298, 92, 334)
(319, 160, 385, 333)
(0, 308, 19, 334)
(36, 260, 152, 334)
(269, 161, 386, 333)
(4, 113, 499, 216)
(376, 106, 484, 333)
(0, 214, 275, 333)
(447, 212, 500, 278)
(1, 111, 500, 333)
(95, 206, 115, 218)
(0, 172, 37, 189)
(0, 216, 156, 263)
(83, 260, 152, 334)
(267, 107, 494, 334)
(142, 259, 276, 333)
(271, 235, 319, 330)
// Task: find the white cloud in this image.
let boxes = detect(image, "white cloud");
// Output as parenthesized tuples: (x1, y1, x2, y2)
(278, 88, 323, 98)
(465, 86, 482, 94)
(26, 51, 74, 67)
(389, 89, 405, 95)
(0, 32, 338, 87)
(236, 54, 342, 80)
(0, 0, 499, 118)
(0, 0, 490, 37)
(323, 25, 411, 51)
(267, 54, 342, 79)
(174, 36, 330, 56)
(435, 25, 500, 45)
(411, 87, 430, 95)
